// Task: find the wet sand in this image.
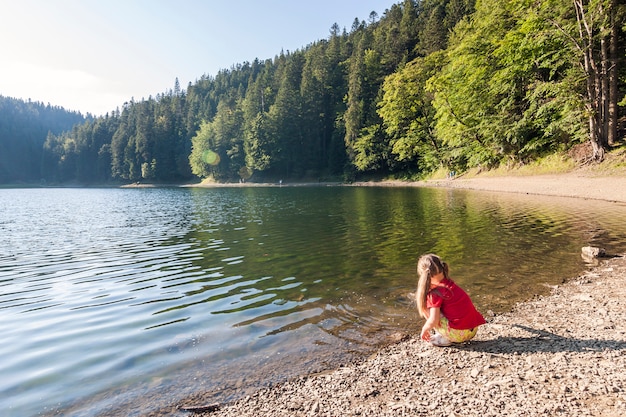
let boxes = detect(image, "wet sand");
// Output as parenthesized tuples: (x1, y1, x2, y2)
(177, 173, 626, 417)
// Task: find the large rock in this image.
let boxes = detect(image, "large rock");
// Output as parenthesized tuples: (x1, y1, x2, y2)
(581, 246, 606, 260)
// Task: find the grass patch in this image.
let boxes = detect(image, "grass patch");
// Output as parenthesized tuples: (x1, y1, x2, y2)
(424, 167, 451, 180)
(458, 147, 626, 179)
(444, 153, 576, 179)
(502, 154, 576, 176)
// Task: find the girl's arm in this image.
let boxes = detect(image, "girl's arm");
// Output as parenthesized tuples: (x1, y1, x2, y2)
(420, 307, 441, 341)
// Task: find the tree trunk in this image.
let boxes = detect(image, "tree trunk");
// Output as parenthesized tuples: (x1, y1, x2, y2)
(574, 0, 608, 161)
(600, 24, 610, 149)
(589, 113, 605, 161)
(608, 0, 619, 146)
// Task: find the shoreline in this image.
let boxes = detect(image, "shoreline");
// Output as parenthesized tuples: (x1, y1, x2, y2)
(184, 254, 626, 417)
(180, 171, 626, 204)
(27, 168, 622, 204)
(171, 174, 626, 417)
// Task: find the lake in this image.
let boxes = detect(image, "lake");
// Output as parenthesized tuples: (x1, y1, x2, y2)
(2, 186, 626, 416)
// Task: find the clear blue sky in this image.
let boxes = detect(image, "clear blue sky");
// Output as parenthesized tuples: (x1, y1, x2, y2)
(0, 0, 397, 116)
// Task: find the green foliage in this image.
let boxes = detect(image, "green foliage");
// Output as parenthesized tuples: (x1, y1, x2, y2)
(416, 0, 476, 55)
(429, 0, 522, 168)
(424, 0, 611, 170)
(353, 124, 388, 171)
(378, 52, 445, 172)
(189, 121, 215, 178)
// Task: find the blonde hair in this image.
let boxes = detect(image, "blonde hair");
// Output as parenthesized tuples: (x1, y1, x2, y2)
(416, 254, 449, 318)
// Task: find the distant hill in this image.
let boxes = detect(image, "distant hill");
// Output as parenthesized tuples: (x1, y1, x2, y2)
(0, 95, 88, 183)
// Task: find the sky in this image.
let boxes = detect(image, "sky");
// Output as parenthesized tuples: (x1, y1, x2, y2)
(0, 0, 397, 116)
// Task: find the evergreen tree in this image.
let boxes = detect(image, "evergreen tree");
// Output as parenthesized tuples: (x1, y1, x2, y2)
(0, 96, 87, 183)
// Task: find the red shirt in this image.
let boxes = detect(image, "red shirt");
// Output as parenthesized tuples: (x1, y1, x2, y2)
(426, 278, 486, 330)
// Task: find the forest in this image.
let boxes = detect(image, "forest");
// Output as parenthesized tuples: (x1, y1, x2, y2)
(0, 96, 88, 183)
(1, 0, 625, 185)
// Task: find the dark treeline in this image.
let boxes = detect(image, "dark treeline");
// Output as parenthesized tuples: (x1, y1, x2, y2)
(3, 0, 625, 185)
(0, 96, 89, 183)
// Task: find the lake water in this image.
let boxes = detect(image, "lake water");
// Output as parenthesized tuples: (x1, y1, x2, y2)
(2, 186, 626, 416)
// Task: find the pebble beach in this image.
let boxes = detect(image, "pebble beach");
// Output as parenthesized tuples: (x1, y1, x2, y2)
(177, 173, 626, 417)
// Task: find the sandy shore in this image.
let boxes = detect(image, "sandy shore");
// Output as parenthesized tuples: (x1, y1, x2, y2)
(419, 173, 626, 203)
(173, 173, 626, 417)
(351, 171, 626, 204)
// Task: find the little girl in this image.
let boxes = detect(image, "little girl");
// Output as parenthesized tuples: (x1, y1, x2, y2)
(416, 254, 485, 346)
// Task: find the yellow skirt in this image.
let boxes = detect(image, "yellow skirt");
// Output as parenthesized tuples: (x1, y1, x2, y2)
(436, 316, 479, 343)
